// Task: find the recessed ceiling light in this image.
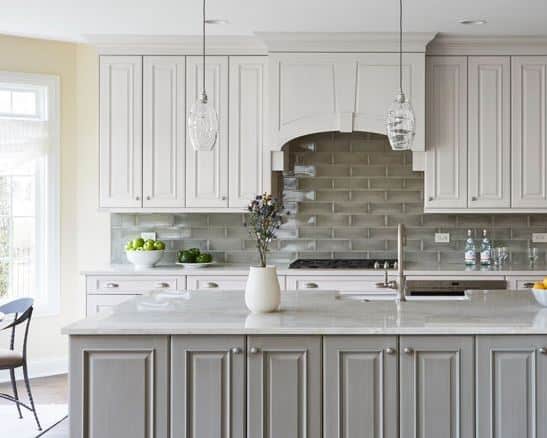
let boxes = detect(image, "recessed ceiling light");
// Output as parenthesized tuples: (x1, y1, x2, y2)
(205, 19, 230, 25)
(458, 19, 487, 25)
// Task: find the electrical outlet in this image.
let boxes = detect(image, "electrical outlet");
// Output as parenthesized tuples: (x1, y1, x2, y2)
(141, 232, 157, 241)
(435, 233, 450, 243)
(532, 233, 547, 243)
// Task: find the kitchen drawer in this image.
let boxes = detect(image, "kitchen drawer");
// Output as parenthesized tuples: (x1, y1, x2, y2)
(286, 275, 396, 294)
(86, 294, 137, 316)
(188, 275, 286, 291)
(86, 276, 185, 294)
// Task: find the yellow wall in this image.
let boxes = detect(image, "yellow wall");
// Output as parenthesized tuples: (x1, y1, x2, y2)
(0, 35, 109, 372)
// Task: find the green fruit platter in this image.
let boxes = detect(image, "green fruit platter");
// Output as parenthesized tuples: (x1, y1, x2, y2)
(176, 248, 215, 268)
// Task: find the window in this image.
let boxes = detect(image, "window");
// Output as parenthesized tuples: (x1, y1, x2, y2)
(0, 72, 60, 315)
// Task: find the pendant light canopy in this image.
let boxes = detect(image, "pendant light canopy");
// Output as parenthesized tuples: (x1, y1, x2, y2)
(188, 0, 219, 152)
(385, 0, 416, 151)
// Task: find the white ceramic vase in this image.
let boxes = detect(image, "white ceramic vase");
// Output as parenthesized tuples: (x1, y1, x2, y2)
(245, 266, 281, 313)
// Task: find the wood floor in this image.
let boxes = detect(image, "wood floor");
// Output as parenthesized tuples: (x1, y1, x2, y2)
(0, 374, 68, 437)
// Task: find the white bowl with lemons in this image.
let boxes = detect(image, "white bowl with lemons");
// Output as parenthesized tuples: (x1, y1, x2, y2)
(531, 278, 547, 307)
(125, 238, 166, 269)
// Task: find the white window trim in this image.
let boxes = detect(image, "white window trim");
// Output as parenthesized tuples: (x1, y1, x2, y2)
(0, 71, 60, 316)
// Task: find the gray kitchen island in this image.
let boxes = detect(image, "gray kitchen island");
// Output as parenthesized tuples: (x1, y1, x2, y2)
(63, 289, 547, 438)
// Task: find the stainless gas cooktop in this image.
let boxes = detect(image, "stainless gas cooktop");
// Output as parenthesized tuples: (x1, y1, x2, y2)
(288, 259, 398, 269)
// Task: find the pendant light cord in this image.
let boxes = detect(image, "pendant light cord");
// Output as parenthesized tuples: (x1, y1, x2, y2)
(202, 0, 206, 98)
(399, 0, 403, 95)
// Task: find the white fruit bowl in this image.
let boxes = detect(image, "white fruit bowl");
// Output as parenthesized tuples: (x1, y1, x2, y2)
(126, 250, 164, 269)
(532, 288, 547, 307)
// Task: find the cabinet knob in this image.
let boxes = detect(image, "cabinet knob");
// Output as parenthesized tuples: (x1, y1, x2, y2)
(428, 197, 434, 202)
(136, 196, 140, 201)
(206, 282, 219, 288)
(105, 282, 119, 288)
(221, 196, 227, 201)
(471, 196, 477, 201)
(146, 196, 151, 200)
(403, 347, 414, 355)
(231, 347, 242, 354)
(384, 347, 396, 355)
(155, 282, 170, 288)
(305, 282, 318, 289)
(538, 347, 547, 354)
(249, 347, 260, 354)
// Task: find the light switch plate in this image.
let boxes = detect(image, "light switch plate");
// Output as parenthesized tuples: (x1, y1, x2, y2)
(435, 233, 450, 243)
(532, 233, 547, 243)
(141, 232, 157, 241)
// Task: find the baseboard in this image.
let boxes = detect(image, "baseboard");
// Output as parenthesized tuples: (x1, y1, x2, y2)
(0, 357, 67, 383)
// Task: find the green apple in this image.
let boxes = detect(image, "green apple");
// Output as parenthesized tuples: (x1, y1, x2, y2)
(154, 240, 166, 250)
(143, 241, 155, 251)
(132, 238, 145, 248)
(125, 241, 133, 251)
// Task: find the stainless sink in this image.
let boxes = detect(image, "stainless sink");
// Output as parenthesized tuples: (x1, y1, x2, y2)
(336, 293, 470, 302)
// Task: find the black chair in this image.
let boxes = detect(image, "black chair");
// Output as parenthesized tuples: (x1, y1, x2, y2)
(0, 298, 41, 430)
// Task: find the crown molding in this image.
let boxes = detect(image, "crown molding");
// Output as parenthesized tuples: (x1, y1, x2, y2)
(84, 34, 267, 55)
(255, 32, 437, 53)
(427, 33, 547, 55)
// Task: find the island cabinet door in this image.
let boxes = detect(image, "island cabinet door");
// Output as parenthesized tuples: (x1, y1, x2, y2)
(476, 335, 547, 438)
(171, 335, 245, 438)
(247, 335, 322, 438)
(323, 336, 398, 438)
(399, 336, 474, 438)
(69, 335, 169, 438)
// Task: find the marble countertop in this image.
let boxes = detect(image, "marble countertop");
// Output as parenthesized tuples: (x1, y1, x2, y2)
(63, 289, 547, 335)
(81, 263, 547, 276)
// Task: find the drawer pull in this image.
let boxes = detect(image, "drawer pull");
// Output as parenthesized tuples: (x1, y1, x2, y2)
(155, 282, 170, 288)
(384, 347, 396, 355)
(249, 347, 260, 354)
(231, 347, 242, 354)
(538, 347, 547, 354)
(304, 282, 318, 289)
(105, 283, 119, 288)
(206, 282, 219, 288)
(523, 282, 535, 289)
(403, 347, 414, 355)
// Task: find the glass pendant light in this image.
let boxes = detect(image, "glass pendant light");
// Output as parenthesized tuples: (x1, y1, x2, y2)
(385, 0, 415, 151)
(188, 0, 218, 151)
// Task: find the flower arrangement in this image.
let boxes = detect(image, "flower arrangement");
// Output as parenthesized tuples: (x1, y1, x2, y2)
(245, 193, 286, 268)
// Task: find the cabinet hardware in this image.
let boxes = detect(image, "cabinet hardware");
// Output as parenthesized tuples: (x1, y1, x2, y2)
(249, 347, 260, 354)
(136, 196, 140, 201)
(428, 197, 433, 202)
(155, 282, 170, 288)
(105, 283, 119, 288)
(305, 282, 319, 288)
(206, 282, 219, 288)
(471, 196, 477, 201)
(539, 347, 547, 354)
(403, 347, 414, 354)
(384, 347, 396, 354)
(523, 282, 535, 288)
(221, 196, 227, 201)
(231, 347, 242, 354)
(146, 196, 151, 200)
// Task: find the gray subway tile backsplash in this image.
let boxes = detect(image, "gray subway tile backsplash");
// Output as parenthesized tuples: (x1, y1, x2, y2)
(111, 132, 547, 265)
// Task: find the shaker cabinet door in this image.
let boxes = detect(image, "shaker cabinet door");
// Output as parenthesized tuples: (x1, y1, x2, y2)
(476, 335, 547, 438)
(143, 56, 186, 207)
(99, 56, 143, 208)
(229, 56, 267, 208)
(171, 335, 245, 438)
(186, 56, 229, 208)
(424, 56, 468, 210)
(247, 336, 322, 438)
(323, 336, 398, 438)
(400, 336, 474, 438)
(468, 56, 511, 208)
(512, 56, 547, 208)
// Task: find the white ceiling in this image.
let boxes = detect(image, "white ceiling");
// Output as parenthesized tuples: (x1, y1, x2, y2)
(2, 0, 547, 43)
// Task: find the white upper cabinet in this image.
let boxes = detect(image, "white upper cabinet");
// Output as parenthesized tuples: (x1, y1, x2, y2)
(143, 56, 186, 208)
(468, 56, 511, 208)
(268, 53, 426, 150)
(228, 57, 267, 208)
(353, 53, 425, 151)
(512, 56, 547, 208)
(425, 56, 468, 210)
(99, 56, 143, 208)
(186, 56, 229, 208)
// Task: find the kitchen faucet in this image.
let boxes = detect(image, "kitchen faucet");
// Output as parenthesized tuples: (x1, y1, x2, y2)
(375, 223, 406, 301)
